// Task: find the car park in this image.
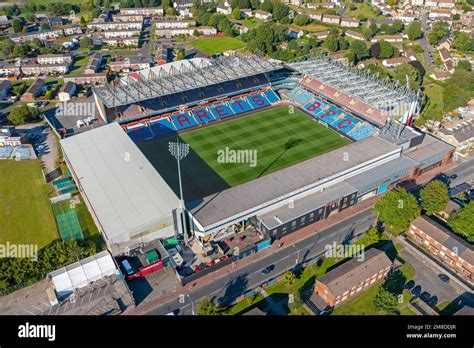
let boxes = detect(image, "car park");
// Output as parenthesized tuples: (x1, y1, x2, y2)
(404, 280, 415, 290)
(428, 296, 438, 308)
(420, 291, 431, 302)
(411, 285, 422, 297)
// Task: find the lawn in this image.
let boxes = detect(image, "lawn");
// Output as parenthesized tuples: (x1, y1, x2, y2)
(0, 160, 58, 249)
(419, 82, 445, 125)
(180, 106, 349, 187)
(344, 3, 383, 20)
(29, 0, 84, 4)
(188, 37, 246, 55)
(138, 106, 349, 202)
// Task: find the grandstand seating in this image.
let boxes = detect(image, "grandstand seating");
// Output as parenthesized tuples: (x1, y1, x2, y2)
(0, 145, 13, 159)
(291, 86, 377, 141)
(347, 123, 377, 141)
(127, 123, 154, 143)
(171, 112, 199, 130)
(126, 89, 280, 141)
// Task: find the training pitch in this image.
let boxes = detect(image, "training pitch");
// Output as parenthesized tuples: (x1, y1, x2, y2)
(138, 105, 350, 202)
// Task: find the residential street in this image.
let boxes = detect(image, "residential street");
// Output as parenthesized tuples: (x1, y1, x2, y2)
(143, 208, 376, 315)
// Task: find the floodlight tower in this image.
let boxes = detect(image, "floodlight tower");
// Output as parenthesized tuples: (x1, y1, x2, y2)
(169, 138, 190, 246)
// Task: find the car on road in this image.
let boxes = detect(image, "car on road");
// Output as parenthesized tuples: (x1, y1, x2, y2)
(411, 285, 422, 297)
(438, 274, 450, 283)
(420, 291, 431, 302)
(428, 296, 438, 308)
(261, 265, 275, 275)
(404, 280, 415, 290)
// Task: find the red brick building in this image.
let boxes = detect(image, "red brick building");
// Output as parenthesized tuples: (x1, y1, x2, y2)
(315, 248, 392, 307)
(408, 216, 473, 281)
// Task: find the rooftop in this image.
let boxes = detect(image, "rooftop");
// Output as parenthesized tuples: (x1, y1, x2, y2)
(317, 248, 393, 297)
(189, 137, 400, 230)
(411, 216, 474, 265)
(60, 122, 180, 245)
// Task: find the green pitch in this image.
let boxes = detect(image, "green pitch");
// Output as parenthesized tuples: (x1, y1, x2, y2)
(139, 106, 350, 202)
(188, 37, 246, 55)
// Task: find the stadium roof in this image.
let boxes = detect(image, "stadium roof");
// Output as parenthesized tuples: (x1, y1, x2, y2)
(189, 137, 400, 231)
(61, 123, 179, 245)
(93, 55, 283, 108)
(288, 54, 420, 111)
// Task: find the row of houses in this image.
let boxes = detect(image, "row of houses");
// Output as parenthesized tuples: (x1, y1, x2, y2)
(154, 26, 217, 38)
(312, 210, 473, 311)
(411, 0, 455, 8)
(294, 8, 360, 28)
(87, 21, 143, 32)
(10, 25, 82, 44)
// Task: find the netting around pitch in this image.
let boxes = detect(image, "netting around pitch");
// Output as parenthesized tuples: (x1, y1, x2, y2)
(52, 201, 84, 241)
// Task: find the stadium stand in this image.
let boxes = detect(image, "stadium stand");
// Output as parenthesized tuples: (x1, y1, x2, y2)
(290, 86, 377, 141)
(125, 89, 280, 142)
(0, 145, 13, 159)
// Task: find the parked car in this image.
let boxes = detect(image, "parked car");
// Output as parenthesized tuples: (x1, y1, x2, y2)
(420, 291, 431, 302)
(428, 296, 438, 308)
(411, 285, 422, 297)
(261, 264, 275, 275)
(404, 280, 415, 290)
(438, 274, 450, 283)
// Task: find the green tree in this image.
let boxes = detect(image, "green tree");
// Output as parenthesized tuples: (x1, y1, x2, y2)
(197, 298, 226, 315)
(324, 33, 339, 52)
(7, 105, 42, 125)
(231, 8, 242, 20)
(452, 31, 474, 53)
(40, 22, 51, 30)
(393, 63, 422, 89)
(283, 270, 296, 287)
(448, 202, 474, 242)
(293, 14, 310, 26)
(350, 40, 368, 63)
(364, 226, 381, 245)
(458, 60, 472, 71)
(443, 69, 474, 112)
(405, 21, 422, 41)
(386, 0, 397, 6)
(374, 285, 398, 314)
(79, 36, 94, 50)
(379, 40, 394, 58)
(419, 180, 449, 215)
(12, 18, 24, 33)
(80, 16, 87, 26)
(374, 188, 420, 232)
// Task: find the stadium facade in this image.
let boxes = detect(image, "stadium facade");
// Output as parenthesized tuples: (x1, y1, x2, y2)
(61, 53, 454, 256)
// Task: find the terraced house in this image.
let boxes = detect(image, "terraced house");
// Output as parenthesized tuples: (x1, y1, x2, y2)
(408, 216, 474, 282)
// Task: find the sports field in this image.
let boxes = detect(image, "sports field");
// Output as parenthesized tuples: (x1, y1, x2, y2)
(139, 106, 350, 202)
(188, 37, 246, 55)
(0, 160, 58, 249)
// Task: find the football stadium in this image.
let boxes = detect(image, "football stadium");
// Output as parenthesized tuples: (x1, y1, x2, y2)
(60, 53, 455, 281)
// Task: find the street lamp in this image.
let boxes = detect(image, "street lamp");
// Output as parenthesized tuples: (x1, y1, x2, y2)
(169, 139, 190, 245)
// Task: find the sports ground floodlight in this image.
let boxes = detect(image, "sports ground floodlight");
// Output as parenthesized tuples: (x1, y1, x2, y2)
(169, 140, 190, 245)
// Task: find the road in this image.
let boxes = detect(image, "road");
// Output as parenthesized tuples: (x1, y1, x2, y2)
(446, 157, 474, 187)
(419, 35, 434, 70)
(144, 208, 376, 315)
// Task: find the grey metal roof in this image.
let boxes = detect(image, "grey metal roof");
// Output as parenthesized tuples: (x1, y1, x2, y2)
(93, 55, 283, 108)
(61, 122, 179, 244)
(189, 137, 400, 230)
(347, 155, 419, 193)
(257, 181, 356, 230)
(405, 134, 454, 163)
